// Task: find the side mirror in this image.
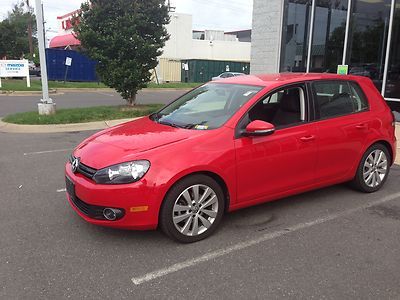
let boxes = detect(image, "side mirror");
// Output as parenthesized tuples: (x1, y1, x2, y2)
(242, 120, 275, 137)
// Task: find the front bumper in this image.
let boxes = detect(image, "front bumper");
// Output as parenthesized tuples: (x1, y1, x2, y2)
(65, 162, 161, 230)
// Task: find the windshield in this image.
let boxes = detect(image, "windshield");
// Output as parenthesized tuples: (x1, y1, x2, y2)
(151, 83, 263, 130)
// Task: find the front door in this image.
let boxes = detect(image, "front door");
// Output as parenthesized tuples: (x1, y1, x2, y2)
(234, 84, 317, 204)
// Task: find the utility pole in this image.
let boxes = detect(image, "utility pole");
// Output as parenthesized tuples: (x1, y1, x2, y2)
(35, 0, 55, 115)
(26, 0, 34, 55)
(42, 2, 46, 49)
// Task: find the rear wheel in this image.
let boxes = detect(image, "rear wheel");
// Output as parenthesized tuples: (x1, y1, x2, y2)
(351, 144, 390, 193)
(160, 175, 225, 243)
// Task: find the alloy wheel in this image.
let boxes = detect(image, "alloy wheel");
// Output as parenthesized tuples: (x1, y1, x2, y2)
(172, 184, 219, 236)
(363, 149, 388, 188)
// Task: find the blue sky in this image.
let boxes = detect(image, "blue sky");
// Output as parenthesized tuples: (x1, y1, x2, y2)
(0, 0, 253, 40)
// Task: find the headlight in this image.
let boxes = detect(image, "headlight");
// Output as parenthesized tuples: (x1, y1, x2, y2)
(93, 160, 150, 184)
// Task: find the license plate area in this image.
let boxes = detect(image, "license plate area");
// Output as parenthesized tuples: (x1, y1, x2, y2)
(65, 176, 76, 198)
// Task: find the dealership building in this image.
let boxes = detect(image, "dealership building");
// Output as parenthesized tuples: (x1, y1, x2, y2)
(49, 10, 251, 83)
(251, 0, 400, 102)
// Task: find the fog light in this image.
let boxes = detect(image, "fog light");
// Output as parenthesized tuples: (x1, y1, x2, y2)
(103, 208, 123, 221)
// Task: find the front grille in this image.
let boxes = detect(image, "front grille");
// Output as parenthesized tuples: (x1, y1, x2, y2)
(69, 155, 97, 179)
(66, 175, 125, 221)
(77, 162, 97, 179)
(70, 195, 107, 220)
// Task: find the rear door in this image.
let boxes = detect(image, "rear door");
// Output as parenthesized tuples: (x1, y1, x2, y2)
(311, 80, 370, 182)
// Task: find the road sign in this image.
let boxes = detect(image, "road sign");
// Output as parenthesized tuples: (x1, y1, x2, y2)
(337, 65, 349, 75)
(0, 59, 30, 88)
(65, 57, 72, 66)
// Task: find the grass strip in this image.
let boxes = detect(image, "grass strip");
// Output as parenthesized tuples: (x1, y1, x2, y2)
(3, 104, 163, 125)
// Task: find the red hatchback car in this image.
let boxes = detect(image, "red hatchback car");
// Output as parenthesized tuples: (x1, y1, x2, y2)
(65, 73, 397, 243)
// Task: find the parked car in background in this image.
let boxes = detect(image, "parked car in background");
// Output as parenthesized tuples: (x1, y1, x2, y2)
(349, 64, 379, 79)
(212, 72, 245, 81)
(65, 73, 396, 243)
(28, 61, 41, 76)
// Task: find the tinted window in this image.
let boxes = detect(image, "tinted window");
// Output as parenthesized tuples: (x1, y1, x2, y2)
(348, 82, 369, 112)
(280, 0, 312, 72)
(313, 81, 368, 119)
(309, 0, 348, 73)
(347, 0, 391, 92)
(384, 3, 400, 99)
(249, 86, 305, 127)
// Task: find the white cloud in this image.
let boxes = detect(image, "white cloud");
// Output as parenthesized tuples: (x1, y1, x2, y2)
(0, 0, 253, 41)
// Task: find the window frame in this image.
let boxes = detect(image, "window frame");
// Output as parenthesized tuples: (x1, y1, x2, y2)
(309, 79, 370, 122)
(234, 82, 312, 139)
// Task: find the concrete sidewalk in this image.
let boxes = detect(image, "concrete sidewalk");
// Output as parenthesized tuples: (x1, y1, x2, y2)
(0, 87, 191, 97)
(0, 117, 138, 133)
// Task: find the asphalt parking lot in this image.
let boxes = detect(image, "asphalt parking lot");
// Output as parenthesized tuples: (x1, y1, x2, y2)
(1, 129, 400, 299)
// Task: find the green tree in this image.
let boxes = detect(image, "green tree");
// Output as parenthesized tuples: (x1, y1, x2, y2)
(0, 1, 37, 59)
(74, 0, 170, 105)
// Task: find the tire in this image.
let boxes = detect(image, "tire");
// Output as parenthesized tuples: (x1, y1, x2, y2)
(159, 174, 225, 243)
(351, 143, 391, 193)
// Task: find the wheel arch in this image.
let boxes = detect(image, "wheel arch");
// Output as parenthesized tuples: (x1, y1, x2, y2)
(163, 170, 231, 214)
(367, 140, 394, 165)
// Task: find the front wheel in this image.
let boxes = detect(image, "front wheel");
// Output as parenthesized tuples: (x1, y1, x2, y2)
(351, 144, 391, 193)
(160, 175, 225, 243)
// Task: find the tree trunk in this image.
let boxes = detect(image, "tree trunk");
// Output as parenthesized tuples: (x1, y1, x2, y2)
(127, 93, 137, 106)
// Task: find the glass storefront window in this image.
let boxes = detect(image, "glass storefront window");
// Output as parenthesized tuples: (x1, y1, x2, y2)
(309, 0, 348, 73)
(346, 0, 392, 91)
(385, 6, 400, 99)
(280, 0, 312, 72)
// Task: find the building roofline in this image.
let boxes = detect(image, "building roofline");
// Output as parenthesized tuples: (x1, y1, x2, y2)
(225, 29, 252, 34)
(57, 9, 81, 20)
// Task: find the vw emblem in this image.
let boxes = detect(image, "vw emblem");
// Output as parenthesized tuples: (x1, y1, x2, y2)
(71, 157, 80, 173)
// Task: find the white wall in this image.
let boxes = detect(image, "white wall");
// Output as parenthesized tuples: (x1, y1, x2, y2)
(191, 40, 250, 62)
(162, 13, 193, 60)
(161, 13, 251, 62)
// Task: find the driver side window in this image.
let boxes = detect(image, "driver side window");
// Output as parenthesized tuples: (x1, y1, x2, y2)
(248, 85, 306, 128)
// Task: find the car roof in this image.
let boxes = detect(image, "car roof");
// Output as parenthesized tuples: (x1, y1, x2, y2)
(217, 73, 365, 87)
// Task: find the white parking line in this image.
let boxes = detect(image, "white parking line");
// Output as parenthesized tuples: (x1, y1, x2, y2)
(23, 148, 73, 156)
(56, 188, 66, 193)
(131, 192, 400, 285)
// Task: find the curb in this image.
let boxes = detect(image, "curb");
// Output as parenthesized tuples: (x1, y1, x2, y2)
(0, 117, 139, 133)
(0, 89, 60, 96)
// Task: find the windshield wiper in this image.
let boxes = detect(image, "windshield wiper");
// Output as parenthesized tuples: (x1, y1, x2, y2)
(151, 112, 161, 121)
(158, 120, 185, 129)
(183, 121, 208, 129)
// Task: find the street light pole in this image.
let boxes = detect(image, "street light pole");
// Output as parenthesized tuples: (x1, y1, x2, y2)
(35, 0, 55, 115)
(42, 2, 46, 49)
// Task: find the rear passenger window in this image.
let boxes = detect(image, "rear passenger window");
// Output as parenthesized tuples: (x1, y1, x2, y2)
(313, 81, 369, 119)
(349, 82, 369, 112)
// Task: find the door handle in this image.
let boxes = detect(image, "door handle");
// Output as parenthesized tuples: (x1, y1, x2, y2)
(300, 135, 316, 142)
(355, 123, 368, 129)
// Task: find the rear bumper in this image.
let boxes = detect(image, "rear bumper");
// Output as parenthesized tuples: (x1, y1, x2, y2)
(65, 163, 161, 230)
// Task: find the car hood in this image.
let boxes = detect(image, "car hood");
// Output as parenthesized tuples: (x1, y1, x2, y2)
(74, 117, 207, 169)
